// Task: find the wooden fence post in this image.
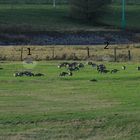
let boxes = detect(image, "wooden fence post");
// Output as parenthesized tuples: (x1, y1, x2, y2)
(86, 47, 90, 58)
(20, 47, 23, 61)
(114, 48, 117, 62)
(52, 47, 55, 59)
(128, 50, 131, 61)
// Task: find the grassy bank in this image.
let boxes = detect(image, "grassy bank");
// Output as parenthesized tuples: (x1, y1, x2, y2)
(0, 4, 98, 34)
(0, 4, 139, 34)
(101, 5, 140, 30)
(0, 61, 140, 139)
(0, 0, 68, 4)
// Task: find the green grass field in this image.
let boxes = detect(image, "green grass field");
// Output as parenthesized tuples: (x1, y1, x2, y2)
(0, 4, 139, 33)
(101, 5, 140, 30)
(0, 0, 68, 4)
(0, 5, 73, 33)
(0, 4, 98, 33)
(0, 61, 140, 139)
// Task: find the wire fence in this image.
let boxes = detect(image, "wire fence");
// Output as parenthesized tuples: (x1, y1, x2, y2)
(0, 45, 140, 62)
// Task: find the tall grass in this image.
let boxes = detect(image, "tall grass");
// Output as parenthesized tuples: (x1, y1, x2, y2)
(0, 44, 140, 61)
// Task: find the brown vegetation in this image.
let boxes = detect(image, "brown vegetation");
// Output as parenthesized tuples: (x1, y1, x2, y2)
(0, 44, 140, 62)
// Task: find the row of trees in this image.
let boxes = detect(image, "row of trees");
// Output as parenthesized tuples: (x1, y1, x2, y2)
(70, 0, 111, 21)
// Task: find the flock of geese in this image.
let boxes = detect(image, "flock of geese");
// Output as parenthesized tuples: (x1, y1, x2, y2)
(0, 61, 139, 78)
(58, 61, 127, 77)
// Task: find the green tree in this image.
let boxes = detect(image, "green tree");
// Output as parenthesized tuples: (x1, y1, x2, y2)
(70, 0, 111, 21)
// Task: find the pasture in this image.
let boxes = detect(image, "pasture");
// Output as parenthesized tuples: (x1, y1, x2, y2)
(0, 1, 139, 139)
(0, 61, 140, 139)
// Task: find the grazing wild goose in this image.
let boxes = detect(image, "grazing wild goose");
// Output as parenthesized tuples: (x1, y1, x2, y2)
(122, 66, 126, 70)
